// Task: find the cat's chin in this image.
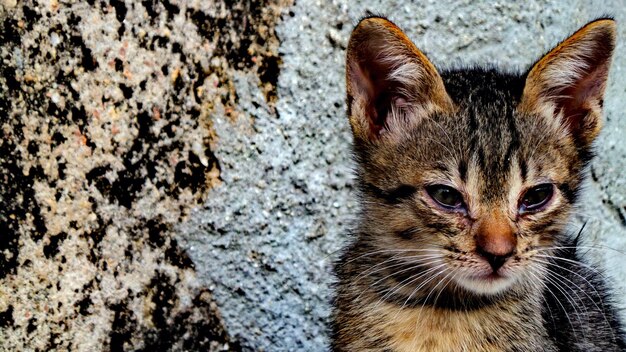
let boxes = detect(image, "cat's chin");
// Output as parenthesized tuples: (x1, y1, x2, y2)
(454, 273, 516, 296)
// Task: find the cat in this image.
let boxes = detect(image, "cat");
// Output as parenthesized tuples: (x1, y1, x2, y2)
(331, 16, 626, 352)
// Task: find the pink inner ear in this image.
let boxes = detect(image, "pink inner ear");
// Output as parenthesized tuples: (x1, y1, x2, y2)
(394, 96, 408, 108)
(349, 61, 382, 136)
(570, 65, 607, 106)
(349, 61, 375, 102)
(349, 57, 399, 136)
(557, 64, 608, 135)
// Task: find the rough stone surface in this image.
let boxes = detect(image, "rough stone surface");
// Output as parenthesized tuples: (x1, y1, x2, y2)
(1, 0, 625, 351)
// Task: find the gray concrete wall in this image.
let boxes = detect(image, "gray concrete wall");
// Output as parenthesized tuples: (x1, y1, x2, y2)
(1, 0, 624, 351)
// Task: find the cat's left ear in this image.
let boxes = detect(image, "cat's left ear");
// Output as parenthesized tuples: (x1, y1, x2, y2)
(520, 19, 616, 147)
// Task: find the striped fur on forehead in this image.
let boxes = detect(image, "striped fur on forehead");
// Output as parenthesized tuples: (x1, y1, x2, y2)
(442, 67, 527, 203)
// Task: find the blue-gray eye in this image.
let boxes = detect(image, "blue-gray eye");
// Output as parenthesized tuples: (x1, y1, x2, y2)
(426, 185, 464, 209)
(520, 184, 554, 212)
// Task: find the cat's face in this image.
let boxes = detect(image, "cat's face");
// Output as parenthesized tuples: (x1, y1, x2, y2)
(346, 18, 615, 297)
(358, 79, 579, 295)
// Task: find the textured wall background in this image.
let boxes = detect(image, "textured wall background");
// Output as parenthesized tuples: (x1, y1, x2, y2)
(1, 0, 625, 351)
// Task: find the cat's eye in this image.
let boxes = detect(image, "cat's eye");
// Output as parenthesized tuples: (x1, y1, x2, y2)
(519, 184, 554, 213)
(426, 185, 464, 209)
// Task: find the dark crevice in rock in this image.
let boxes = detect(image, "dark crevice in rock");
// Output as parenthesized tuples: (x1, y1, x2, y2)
(165, 238, 195, 269)
(146, 217, 168, 248)
(605, 198, 626, 227)
(141, 274, 241, 351)
(109, 302, 138, 351)
(26, 318, 37, 334)
(43, 232, 68, 258)
(109, 0, 127, 23)
(0, 306, 14, 328)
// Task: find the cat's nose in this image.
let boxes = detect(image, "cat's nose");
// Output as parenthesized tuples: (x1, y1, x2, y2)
(477, 248, 512, 272)
(476, 214, 517, 272)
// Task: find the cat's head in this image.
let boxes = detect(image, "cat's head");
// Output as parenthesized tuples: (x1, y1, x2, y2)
(346, 17, 616, 297)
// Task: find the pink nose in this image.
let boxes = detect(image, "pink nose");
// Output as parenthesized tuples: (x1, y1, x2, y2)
(475, 215, 516, 271)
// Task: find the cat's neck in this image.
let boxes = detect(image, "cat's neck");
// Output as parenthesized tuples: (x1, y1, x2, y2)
(364, 292, 550, 352)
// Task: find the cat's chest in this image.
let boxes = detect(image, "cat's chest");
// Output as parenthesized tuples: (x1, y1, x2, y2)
(372, 303, 546, 352)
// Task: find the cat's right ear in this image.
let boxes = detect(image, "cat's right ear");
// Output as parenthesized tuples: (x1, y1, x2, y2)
(519, 19, 616, 147)
(346, 17, 454, 143)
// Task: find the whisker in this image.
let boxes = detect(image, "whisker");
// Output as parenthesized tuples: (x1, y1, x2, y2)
(527, 266, 580, 345)
(536, 245, 626, 257)
(431, 269, 457, 309)
(350, 254, 443, 289)
(533, 254, 610, 282)
(542, 273, 588, 339)
(371, 263, 447, 310)
(530, 257, 619, 345)
(543, 269, 590, 334)
(526, 268, 558, 331)
(337, 248, 443, 265)
(411, 269, 456, 350)
(351, 262, 426, 302)
(393, 262, 452, 318)
(531, 257, 606, 302)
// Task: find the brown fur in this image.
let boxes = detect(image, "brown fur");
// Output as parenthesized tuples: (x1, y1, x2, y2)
(335, 297, 547, 351)
(332, 17, 623, 352)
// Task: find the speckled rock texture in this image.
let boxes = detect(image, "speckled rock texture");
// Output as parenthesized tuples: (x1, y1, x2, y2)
(1, 0, 625, 351)
(0, 0, 288, 350)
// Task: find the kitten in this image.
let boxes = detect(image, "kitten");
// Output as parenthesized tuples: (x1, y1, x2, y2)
(331, 16, 626, 352)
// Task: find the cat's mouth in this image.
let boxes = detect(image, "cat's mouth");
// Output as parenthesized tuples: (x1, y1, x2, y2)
(454, 267, 516, 295)
(467, 269, 508, 282)
(480, 272, 505, 281)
